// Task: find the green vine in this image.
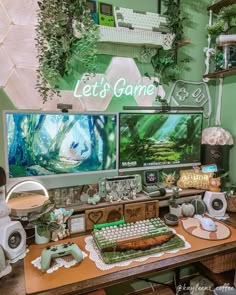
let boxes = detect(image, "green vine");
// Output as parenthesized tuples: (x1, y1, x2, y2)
(207, 4, 236, 36)
(151, 0, 186, 87)
(36, 0, 99, 103)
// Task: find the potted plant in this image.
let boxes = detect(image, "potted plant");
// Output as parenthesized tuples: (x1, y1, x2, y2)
(168, 187, 182, 217)
(28, 200, 60, 244)
(207, 4, 236, 37)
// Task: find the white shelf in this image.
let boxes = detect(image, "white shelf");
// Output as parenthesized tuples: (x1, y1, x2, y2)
(98, 26, 175, 50)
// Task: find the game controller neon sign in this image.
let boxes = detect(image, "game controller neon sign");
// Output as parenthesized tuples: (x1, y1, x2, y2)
(73, 77, 156, 98)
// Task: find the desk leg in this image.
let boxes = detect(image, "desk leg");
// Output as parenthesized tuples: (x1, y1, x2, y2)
(174, 267, 181, 291)
(234, 267, 236, 288)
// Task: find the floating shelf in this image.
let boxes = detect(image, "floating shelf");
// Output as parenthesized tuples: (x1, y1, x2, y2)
(208, 0, 236, 13)
(203, 67, 236, 78)
(98, 26, 175, 50)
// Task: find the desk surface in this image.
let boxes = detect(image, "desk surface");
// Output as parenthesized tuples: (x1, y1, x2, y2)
(2, 214, 236, 295)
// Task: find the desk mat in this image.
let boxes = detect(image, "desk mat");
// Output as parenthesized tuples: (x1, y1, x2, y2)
(181, 217, 231, 240)
(24, 224, 236, 295)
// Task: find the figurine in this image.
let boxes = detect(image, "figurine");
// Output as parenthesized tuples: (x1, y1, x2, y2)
(209, 177, 221, 192)
(50, 208, 74, 242)
(164, 172, 176, 189)
(87, 193, 101, 205)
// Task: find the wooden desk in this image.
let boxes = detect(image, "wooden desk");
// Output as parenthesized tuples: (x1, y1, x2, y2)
(1, 214, 236, 295)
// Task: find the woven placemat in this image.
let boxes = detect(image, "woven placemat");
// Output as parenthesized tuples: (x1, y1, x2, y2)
(181, 217, 231, 240)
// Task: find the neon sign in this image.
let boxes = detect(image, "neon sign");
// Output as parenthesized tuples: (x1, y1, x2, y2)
(74, 77, 156, 98)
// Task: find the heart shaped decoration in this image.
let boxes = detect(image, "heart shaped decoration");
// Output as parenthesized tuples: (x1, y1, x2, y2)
(88, 211, 103, 224)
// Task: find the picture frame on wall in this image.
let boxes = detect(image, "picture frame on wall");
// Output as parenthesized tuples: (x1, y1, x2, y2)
(68, 214, 86, 235)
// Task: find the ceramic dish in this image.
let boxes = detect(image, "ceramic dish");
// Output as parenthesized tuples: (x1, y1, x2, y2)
(164, 213, 179, 226)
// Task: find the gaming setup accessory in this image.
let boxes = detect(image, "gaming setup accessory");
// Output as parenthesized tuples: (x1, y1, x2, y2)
(40, 242, 83, 271)
(98, 174, 142, 201)
(142, 170, 167, 198)
(194, 214, 216, 232)
(0, 167, 27, 278)
(86, 1, 115, 27)
(85, 1, 99, 24)
(86, 1, 169, 31)
(85, 1, 174, 48)
(92, 217, 185, 264)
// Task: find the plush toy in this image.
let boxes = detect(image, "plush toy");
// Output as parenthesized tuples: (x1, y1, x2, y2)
(209, 177, 221, 192)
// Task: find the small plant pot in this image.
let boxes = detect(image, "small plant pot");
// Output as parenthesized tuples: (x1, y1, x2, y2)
(169, 205, 182, 217)
(35, 226, 50, 244)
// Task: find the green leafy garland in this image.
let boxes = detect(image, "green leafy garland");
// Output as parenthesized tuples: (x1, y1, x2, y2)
(36, 0, 99, 103)
(151, 0, 186, 86)
(207, 4, 236, 36)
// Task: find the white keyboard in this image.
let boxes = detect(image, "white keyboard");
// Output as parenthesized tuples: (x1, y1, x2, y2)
(99, 26, 174, 49)
(114, 7, 169, 33)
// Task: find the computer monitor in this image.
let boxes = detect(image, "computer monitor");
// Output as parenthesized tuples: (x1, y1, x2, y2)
(3, 111, 118, 190)
(119, 112, 203, 172)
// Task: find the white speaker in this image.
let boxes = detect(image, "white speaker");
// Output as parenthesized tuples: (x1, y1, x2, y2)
(0, 218, 26, 262)
(203, 191, 227, 217)
(0, 190, 26, 262)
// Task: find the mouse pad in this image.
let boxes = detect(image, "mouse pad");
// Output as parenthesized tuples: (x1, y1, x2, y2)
(181, 217, 231, 240)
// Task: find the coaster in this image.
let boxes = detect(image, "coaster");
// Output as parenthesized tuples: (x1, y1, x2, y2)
(181, 217, 231, 240)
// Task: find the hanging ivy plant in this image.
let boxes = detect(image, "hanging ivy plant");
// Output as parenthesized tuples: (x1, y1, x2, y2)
(207, 4, 236, 36)
(36, 0, 99, 103)
(151, 0, 187, 86)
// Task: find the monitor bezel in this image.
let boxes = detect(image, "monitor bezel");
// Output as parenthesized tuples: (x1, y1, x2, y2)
(118, 111, 203, 173)
(3, 110, 119, 190)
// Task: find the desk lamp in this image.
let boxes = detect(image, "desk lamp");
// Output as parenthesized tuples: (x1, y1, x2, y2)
(6, 180, 49, 220)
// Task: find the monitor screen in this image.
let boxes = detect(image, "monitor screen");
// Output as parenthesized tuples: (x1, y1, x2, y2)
(4, 111, 118, 188)
(86, 0, 96, 13)
(119, 112, 203, 172)
(100, 3, 112, 15)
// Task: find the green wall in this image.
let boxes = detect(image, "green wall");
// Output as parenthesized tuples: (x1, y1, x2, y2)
(0, 0, 216, 174)
(219, 76, 236, 182)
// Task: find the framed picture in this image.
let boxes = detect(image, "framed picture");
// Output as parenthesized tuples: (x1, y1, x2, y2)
(68, 214, 86, 234)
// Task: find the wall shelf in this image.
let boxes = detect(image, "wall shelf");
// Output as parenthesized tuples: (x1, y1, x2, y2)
(208, 0, 236, 14)
(203, 67, 236, 78)
(205, 1, 236, 79)
(98, 26, 175, 50)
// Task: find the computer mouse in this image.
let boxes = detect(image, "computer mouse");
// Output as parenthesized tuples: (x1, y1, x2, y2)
(194, 214, 217, 232)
